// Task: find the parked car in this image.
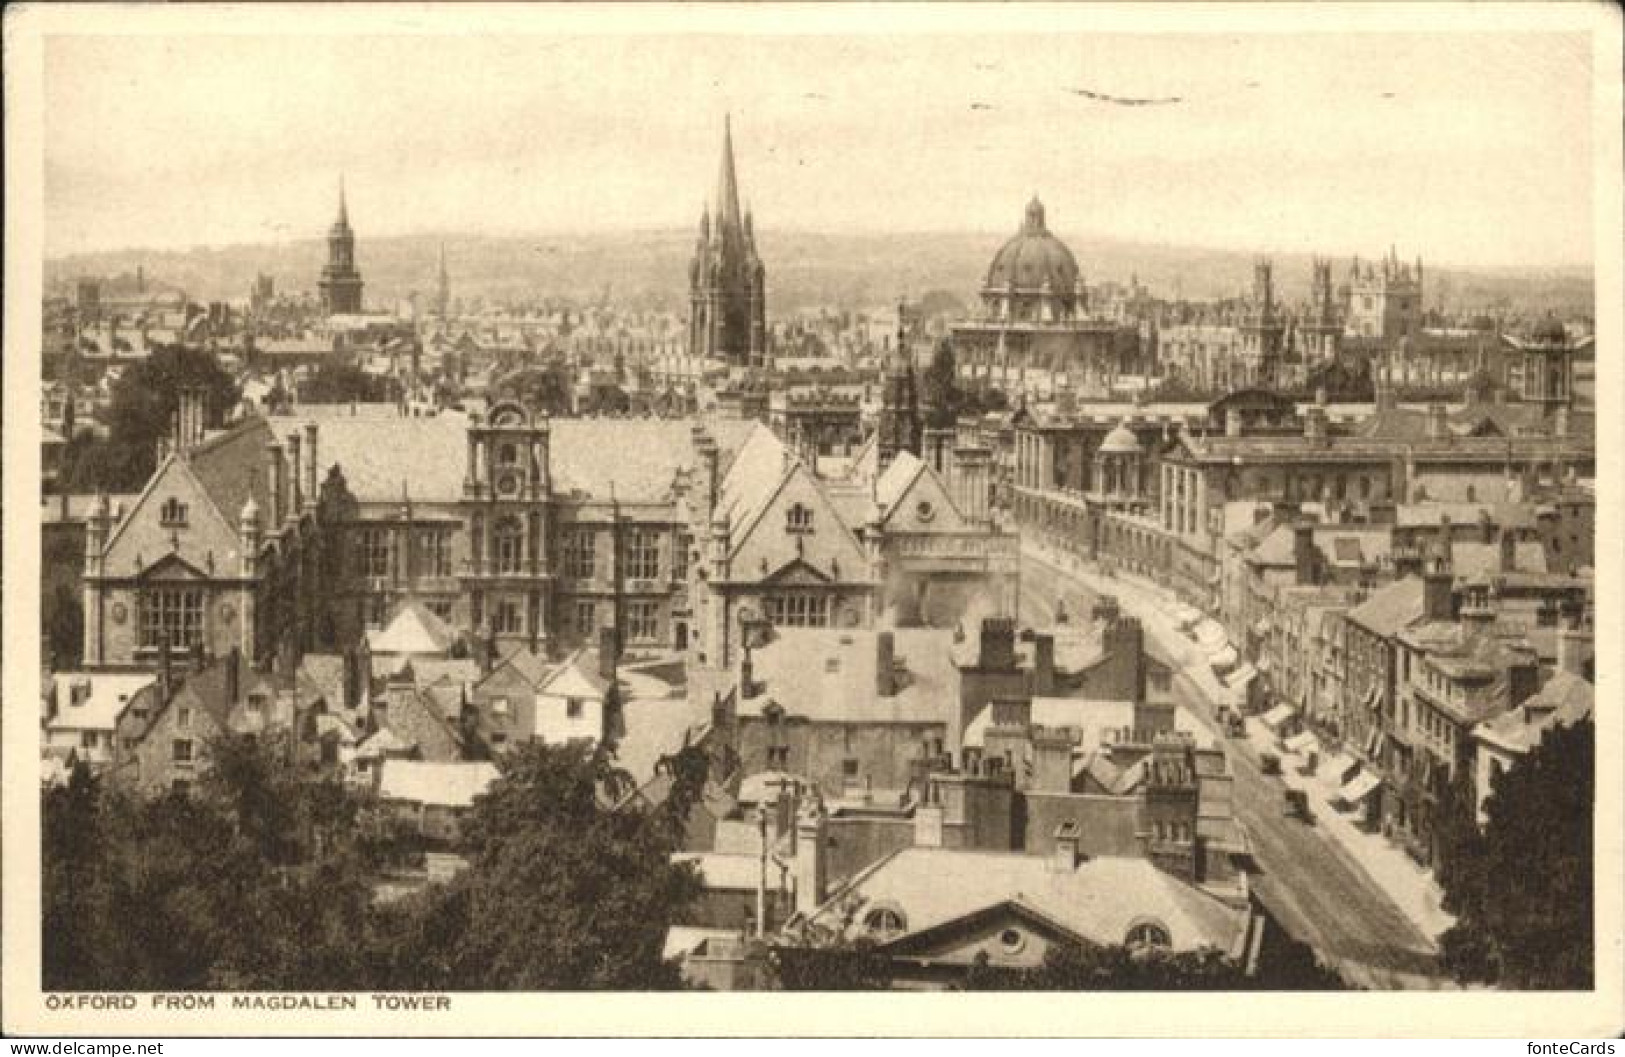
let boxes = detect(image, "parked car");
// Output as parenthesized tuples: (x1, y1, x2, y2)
(1260, 752, 1282, 776)
(1283, 788, 1312, 822)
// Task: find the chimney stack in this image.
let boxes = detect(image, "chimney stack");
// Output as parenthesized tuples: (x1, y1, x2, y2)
(286, 432, 303, 515)
(792, 799, 828, 915)
(304, 423, 319, 508)
(1293, 522, 1318, 586)
(158, 633, 174, 705)
(1050, 820, 1083, 873)
(1557, 624, 1592, 678)
(1422, 558, 1454, 622)
(1031, 727, 1074, 794)
(599, 625, 620, 681)
(875, 631, 897, 697)
(267, 442, 285, 527)
(977, 617, 1017, 672)
(1032, 633, 1056, 697)
(1426, 403, 1449, 441)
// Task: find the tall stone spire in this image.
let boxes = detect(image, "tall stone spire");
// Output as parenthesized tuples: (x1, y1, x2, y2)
(688, 115, 766, 368)
(714, 114, 743, 236)
(319, 176, 364, 314)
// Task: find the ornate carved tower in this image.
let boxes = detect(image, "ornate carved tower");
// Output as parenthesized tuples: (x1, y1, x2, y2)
(688, 116, 767, 367)
(461, 402, 553, 656)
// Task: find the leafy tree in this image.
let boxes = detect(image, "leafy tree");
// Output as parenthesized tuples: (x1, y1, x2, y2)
(1439, 718, 1593, 989)
(385, 740, 705, 990)
(921, 339, 959, 428)
(44, 584, 84, 669)
(56, 346, 239, 493)
(769, 939, 894, 990)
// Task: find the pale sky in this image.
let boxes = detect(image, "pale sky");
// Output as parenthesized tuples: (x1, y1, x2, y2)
(44, 29, 1596, 266)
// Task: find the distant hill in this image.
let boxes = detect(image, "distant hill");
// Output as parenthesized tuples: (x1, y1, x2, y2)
(45, 230, 1594, 317)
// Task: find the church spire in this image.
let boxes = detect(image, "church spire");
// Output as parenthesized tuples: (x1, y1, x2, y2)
(337, 175, 349, 228)
(714, 113, 743, 234)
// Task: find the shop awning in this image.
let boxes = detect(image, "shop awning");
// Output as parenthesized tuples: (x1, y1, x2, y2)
(1364, 726, 1383, 759)
(1285, 731, 1320, 755)
(1323, 752, 1361, 785)
(1339, 772, 1382, 805)
(1225, 662, 1259, 690)
(1208, 644, 1240, 671)
(1261, 703, 1297, 730)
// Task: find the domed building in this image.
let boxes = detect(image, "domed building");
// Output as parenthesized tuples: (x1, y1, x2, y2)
(950, 196, 1149, 401)
(981, 197, 1087, 324)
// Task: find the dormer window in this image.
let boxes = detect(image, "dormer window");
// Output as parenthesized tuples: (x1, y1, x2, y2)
(786, 503, 814, 534)
(160, 498, 189, 527)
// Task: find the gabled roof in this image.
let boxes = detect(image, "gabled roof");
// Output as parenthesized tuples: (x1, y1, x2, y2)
(1345, 576, 1425, 638)
(1246, 525, 1298, 567)
(874, 451, 925, 515)
(355, 725, 412, 759)
(187, 418, 277, 529)
(367, 598, 456, 656)
(538, 650, 610, 698)
(485, 647, 552, 691)
(46, 672, 156, 733)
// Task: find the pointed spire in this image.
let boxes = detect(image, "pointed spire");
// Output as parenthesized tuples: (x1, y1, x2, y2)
(714, 114, 743, 234)
(338, 175, 349, 227)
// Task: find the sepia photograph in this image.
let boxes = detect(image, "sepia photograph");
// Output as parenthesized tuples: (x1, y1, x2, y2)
(3, 1, 1621, 1039)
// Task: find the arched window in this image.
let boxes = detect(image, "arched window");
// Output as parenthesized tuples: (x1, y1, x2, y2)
(1125, 919, 1172, 950)
(494, 516, 524, 574)
(862, 905, 907, 941)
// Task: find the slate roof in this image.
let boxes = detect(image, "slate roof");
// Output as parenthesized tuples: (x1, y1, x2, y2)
(1345, 576, 1425, 638)
(268, 409, 756, 506)
(378, 760, 499, 808)
(269, 411, 467, 502)
(367, 598, 457, 655)
(874, 451, 924, 515)
(745, 628, 959, 726)
(1246, 525, 1297, 567)
(187, 418, 277, 533)
(811, 848, 1245, 954)
(47, 672, 155, 732)
(1450, 540, 1548, 580)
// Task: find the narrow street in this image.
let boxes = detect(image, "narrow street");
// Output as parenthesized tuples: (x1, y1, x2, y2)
(1020, 551, 1449, 988)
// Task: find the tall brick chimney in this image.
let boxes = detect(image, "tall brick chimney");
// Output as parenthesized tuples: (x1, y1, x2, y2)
(1293, 523, 1318, 586)
(875, 631, 897, 697)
